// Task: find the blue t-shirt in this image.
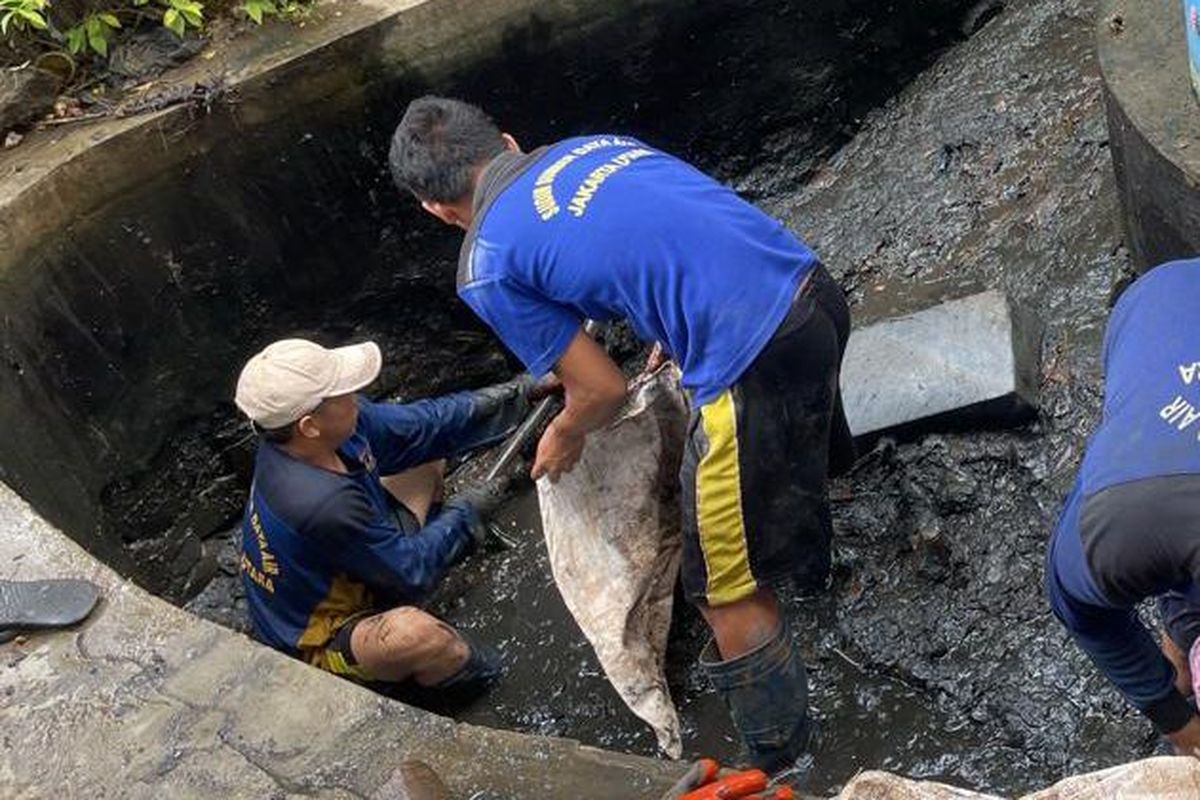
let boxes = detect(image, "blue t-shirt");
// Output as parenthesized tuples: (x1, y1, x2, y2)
(1080, 258, 1200, 492)
(458, 135, 817, 405)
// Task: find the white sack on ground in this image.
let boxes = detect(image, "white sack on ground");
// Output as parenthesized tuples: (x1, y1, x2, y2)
(834, 757, 1200, 799)
(1019, 756, 1200, 800)
(537, 365, 688, 758)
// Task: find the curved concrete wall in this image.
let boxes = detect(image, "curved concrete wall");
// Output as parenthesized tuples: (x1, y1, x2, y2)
(1099, 0, 1200, 272)
(0, 0, 973, 599)
(0, 0, 998, 790)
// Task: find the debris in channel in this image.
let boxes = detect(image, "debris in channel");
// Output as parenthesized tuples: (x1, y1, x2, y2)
(537, 365, 688, 758)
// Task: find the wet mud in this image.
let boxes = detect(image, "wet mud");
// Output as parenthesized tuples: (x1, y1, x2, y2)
(187, 0, 1159, 795)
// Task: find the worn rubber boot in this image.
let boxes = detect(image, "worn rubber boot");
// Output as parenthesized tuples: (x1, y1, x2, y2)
(700, 619, 813, 774)
(384, 637, 503, 712)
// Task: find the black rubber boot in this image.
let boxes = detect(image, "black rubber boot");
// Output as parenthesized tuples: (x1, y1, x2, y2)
(700, 619, 813, 774)
(417, 636, 503, 708)
(439, 637, 503, 691)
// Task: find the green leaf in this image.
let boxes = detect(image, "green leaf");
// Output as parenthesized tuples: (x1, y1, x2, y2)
(18, 7, 46, 28)
(133, 0, 149, 5)
(0, 12, 12, 36)
(180, 8, 201, 27)
(163, 7, 184, 36)
(85, 17, 109, 55)
(244, 2, 262, 23)
(100, 12, 121, 27)
(66, 25, 86, 53)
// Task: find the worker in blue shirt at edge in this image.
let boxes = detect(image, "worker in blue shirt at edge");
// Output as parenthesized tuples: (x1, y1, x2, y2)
(234, 337, 541, 700)
(388, 97, 857, 772)
(1046, 258, 1200, 756)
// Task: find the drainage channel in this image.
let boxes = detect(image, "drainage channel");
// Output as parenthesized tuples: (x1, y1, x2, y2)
(9, 0, 1147, 796)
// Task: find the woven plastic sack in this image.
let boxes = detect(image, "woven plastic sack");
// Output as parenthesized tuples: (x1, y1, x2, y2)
(537, 365, 688, 757)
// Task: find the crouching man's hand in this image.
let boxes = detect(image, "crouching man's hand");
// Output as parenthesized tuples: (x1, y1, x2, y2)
(454, 474, 512, 548)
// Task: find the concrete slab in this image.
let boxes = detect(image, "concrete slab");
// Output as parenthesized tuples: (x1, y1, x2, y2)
(0, 481, 683, 799)
(841, 290, 1040, 439)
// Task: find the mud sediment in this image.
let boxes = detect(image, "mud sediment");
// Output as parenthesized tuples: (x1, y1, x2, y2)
(291, 0, 1147, 794)
(761, 0, 1144, 791)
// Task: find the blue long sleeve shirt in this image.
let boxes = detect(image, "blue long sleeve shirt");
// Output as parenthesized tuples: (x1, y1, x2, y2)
(239, 391, 524, 656)
(1046, 259, 1200, 731)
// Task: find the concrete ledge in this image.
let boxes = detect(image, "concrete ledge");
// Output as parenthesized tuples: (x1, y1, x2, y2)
(841, 291, 1040, 440)
(1098, 0, 1200, 272)
(0, 481, 681, 799)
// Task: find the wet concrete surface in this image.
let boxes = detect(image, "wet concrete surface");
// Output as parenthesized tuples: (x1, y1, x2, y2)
(185, 0, 1158, 794)
(1098, 0, 1200, 271)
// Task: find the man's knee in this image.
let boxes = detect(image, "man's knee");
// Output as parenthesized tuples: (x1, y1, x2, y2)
(351, 607, 467, 681)
(699, 588, 781, 659)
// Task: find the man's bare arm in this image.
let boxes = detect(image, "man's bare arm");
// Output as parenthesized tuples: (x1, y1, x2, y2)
(531, 328, 627, 481)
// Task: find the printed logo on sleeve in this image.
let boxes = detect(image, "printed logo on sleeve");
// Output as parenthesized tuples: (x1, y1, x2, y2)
(242, 503, 280, 594)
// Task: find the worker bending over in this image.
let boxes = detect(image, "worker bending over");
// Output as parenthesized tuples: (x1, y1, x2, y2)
(389, 97, 856, 771)
(1046, 258, 1200, 754)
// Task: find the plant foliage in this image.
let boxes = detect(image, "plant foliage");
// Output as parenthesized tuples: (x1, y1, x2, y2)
(2, 0, 313, 65)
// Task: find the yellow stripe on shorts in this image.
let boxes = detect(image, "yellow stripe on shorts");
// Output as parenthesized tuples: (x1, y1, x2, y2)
(697, 390, 757, 605)
(310, 644, 371, 682)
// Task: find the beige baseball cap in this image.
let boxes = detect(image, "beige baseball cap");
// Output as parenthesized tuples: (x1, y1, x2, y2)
(235, 338, 382, 429)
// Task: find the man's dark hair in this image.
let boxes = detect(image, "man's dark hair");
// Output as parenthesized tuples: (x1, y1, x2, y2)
(389, 96, 507, 203)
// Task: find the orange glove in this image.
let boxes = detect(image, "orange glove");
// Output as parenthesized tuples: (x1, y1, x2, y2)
(660, 759, 795, 800)
(679, 768, 768, 799)
(739, 790, 796, 800)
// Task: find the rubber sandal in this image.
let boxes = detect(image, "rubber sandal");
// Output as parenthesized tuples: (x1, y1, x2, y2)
(0, 578, 101, 641)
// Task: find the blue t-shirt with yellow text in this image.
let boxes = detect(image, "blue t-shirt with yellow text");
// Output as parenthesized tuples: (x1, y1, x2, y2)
(457, 135, 818, 405)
